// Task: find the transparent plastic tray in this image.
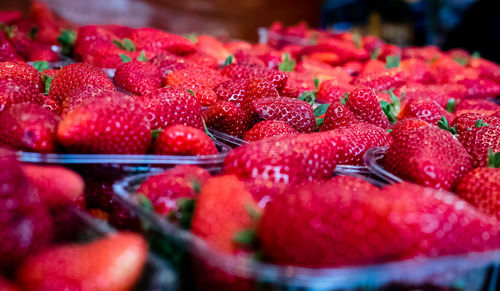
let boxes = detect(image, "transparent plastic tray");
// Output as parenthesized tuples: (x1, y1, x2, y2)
(363, 147, 404, 185)
(113, 172, 500, 291)
(51, 207, 177, 291)
(258, 27, 315, 47)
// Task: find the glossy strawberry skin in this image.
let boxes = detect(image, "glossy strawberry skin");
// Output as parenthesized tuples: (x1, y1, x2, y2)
(398, 99, 454, 125)
(0, 77, 45, 112)
(152, 124, 218, 156)
(458, 125, 500, 168)
(390, 118, 430, 137)
(346, 87, 390, 129)
(0, 61, 43, 92)
(455, 99, 499, 116)
(48, 63, 114, 104)
(250, 97, 316, 133)
(385, 126, 472, 190)
(320, 103, 359, 131)
(136, 87, 204, 131)
(0, 103, 60, 153)
(456, 78, 500, 99)
(57, 95, 152, 154)
(166, 67, 228, 89)
(130, 27, 195, 55)
(243, 120, 298, 142)
(113, 61, 163, 95)
(222, 64, 288, 92)
(243, 77, 279, 104)
(451, 113, 500, 135)
(353, 68, 406, 91)
(213, 79, 249, 106)
(0, 32, 22, 62)
(203, 101, 254, 138)
(456, 167, 500, 219)
(61, 85, 116, 116)
(280, 71, 315, 98)
(316, 80, 355, 103)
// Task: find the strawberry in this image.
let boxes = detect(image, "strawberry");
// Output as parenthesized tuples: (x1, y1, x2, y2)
(186, 86, 218, 107)
(458, 123, 500, 168)
(150, 53, 189, 78)
(302, 52, 340, 66)
(203, 101, 253, 138)
(61, 84, 116, 115)
(359, 59, 385, 76)
(81, 40, 129, 69)
(24, 42, 59, 62)
(0, 32, 21, 62)
(18, 232, 147, 291)
(113, 60, 163, 95)
(130, 27, 195, 55)
(0, 77, 45, 112)
(455, 78, 500, 99)
(243, 120, 298, 142)
(400, 58, 436, 84)
(166, 67, 227, 89)
(191, 175, 260, 253)
(398, 84, 453, 108)
(152, 124, 217, 156)
(378, 43, 401, 61)
(0, 103, 60, 153)
(74, 25, 128, 60)
(243, 77, 279, 104)
(353, 68, 406, 91)
(296, 59, 352, 82)
(249, 97, 316, 133)
(342, 60, 364, 76)
(22, 165, 85, 208)
(195, 35, 231, 63)
(222, 64, 287, 92)
(0, 61, 43, 91)
(451, 113, 500, 135)
(137, 165, 210, 216)
(398, 98, 454, 125)
(320, 103, 359, 131)
(346, 87, 390, 129)
(185, 52, 219, 69)
(385, 126, 472, 190)
(389, 118, 430, 137)
(279, 71, 315, 98)
(223, 132, 344, 184)
(469, 57, 500, 84)
(430, 56, 465, 83)
(136, 87, 204, 130)
(455, 99, 499, 116)
(213, 79, 249, 106)
(0, 276, 18, 291)
(331, 122, 392, 165)
(316, 80, 355, 103)
(48, 63, 114, 104)
(57, 95, 152, 154)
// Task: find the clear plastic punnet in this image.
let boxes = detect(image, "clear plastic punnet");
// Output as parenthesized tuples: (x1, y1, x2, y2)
(363, 147, 405, 184)
(113, 171, 500, 291)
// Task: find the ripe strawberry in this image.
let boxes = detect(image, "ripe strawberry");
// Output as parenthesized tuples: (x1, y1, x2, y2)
(0, 77, 45, 112)
(456, 167, 500, 219)
(359, 59, 385, 76)
(185, 52, 219, 69)
(18, 232, 147, 291)
(80, 40, 128, 69)
(398, 84, 452, 108)
(152, 124, 217, 156)
(57, 95, 152, 154)
(213, 79, 249, 106)
(113, 60, 163, 95)
(243, 120, 298, 142)
(130, 27, 195, 55)
(222, 64, 288, 92)
(203, 101, 253, 138)
(22, 165, 85, 208)
(342, 60, 364, 76)
(316, 80, 355, 103)
(151, 53, 189, 78)
(320, 103, 359, 131)
(61, 84, 116, 115)
(346, 87, 390, 129)
(331, 122, 392, 165)
(451, 113, 500, 135)
(469, 57, 500, 84)
(401, 46, 442, 62)
(458, 124, 500, 168)
(249, 97, 316, 133)
(191, 175, 261, 253)
(0, 276, 18, 291)
(137, 165, 210, 216)
(25, 42, 59, 62)
(195, 35, 231, 63)
(455, 99, 499, 116)
(385, 126, 472, 190)
(0, 61, 43, 91)
(185, 86, 218, 107)
(353, 68, 406, 91)
(41, 68, 59, 78)
(136, 87, 204, 130)
(398, 98, 454, 125)
(74, 25, 129, 60)
(455, 78, 500, 99)
(223, 132, 344, 184)
(296, 59, 352, 82)
(0, 103, 60, 153)
(378, 44, 401, 61)
(430, 56, 465, 83)
(390, 118, 430, 137)
(166, 67, 227, 89)
(279, 71, 315, 98)
(49, 63, 114, 104)
(0, 32, 21, 62)
(243, 77, 280, 104)
(400, 58, 436, 84)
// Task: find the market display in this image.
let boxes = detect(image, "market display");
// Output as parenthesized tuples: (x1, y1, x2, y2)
(0, 1, 500, 290)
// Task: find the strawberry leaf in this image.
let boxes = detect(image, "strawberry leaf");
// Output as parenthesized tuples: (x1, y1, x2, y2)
(136, 193, 153, 213)
(487, 148, 500, 168)
(475, 119, 489, 128)
(233, 228, 257, 248)
(57, 29, 76, 56)
(122, 38, 136, 52)
(32, 61, 49, 72)
(42, 75, 53, 95)
(380, 89, 400, 124)
(119, 54, 132, 63)
(340, 93, 349, 105)
(151, 129, 163, 140)
(113, 40, 125, 50)
(167, 198, 196, 229)
(224, 54, 233, 66)
(314, 104, 329, 118)
(183, 33, 198, 43)
(313, 78, 320, 90)
(385, 54, 401, 69)
(446, 98, 456, 113)
(370, 48, 380, 60)
(298, 91, 316, 106)
(187, 89, 196, 96)
(437, 116, 457, 134)
(202, 119, 216, 141)
(278, 52, 296, 72)
(137, 50, 149, 62)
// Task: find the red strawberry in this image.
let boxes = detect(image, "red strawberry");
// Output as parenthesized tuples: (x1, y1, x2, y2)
(346, 87, 390, 129)
(185, 52, 219, 69)
(455, 99, 499, 116)
(342, 60, 364, 76)
(61, 84, 116, 115)
(18, 232, 147, 291)
(280, 71, 315, 98)
(243, 77, 280, 104)
(402, 46, 442, 61)
(469, 57, 500, 84)
(223, 132, 344, 184)
(137, 165, 210, 216)
(130, 27, 195, 55)
(398, 84, 452, 108)
(316, 80, 355, 103)
(203, 101, 253, 138)
(390, 118, 430, 137)
(57, 95, 152, 154)
(400, 58, 436, 84)
(456, 167, 500, 219)
(81, 40, 129, 69)
(0, 32, 21, 62)
(296, 59, 352, 82)
(185, 86, 218, 107)
(191, 175, 260, 253)
(353, 68, 406, 91)
(74, 25, 131, 60)
(331, 122, 392, 165)
(320, 103, 359, 131)
(136, 87, 204, 130)
(398, 98, 454, 125)
(113, 60, 163, 95)
(166, 67, 227, 89)
(41, 68, 59, 78)
(458, 124, 500, 168)
(455, 78, 500, 99)
(49, 63, 114, 104)
(195, 35, 231, 63)
(0, 276, 18, 291)
(22, 165, 85, 208)
(213, 79, 249, 106)
(152, 124, 217, 156)
(378, 43, 401, 61)
(0, 77, 45, 112)
(430, 56, 465, 83)
(151, 53, 189, 78)
(249, 97, 316, 133)
(359, 59, 385, 76)
(243, 120, 298, 142)
(385, 126, 472, 190)
(451, 113, 500, 135)
(222, 64, 288, 92)
(0, 61, 43, 91)
(25, 42, 59, 62)
(0, 103, 60, 153)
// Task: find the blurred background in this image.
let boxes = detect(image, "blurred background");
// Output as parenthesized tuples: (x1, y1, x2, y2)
(1, 0, 498, 62)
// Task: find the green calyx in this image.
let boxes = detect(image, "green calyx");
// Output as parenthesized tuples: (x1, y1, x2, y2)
(42, 75, 53, 95)
(487, 148, 500, 168)
(385, 54, 401, 69)
(224, 54, 233, 66)
(471, 51, 481, 59)
(137, 50, 149, 62)
(187, 89, 196, 96)
(313, 77, 320, 90)
(113, 38, 136, 52)
(340, 93, 349, 105)
(183, 33, 198, 43)
(119, 54, 132, 63)
(475, 119, 489, 128)
(57, 29, 76, 56)
(437, 116, 457, 135)
(387, 129, 393, 133)
(151, 129, 163, 139)
(370, 48, 381, 60)
(33, 61, 49, 73)
(136, 193, 154, 213)
(298, 91, 316, 106)
(314, 103, 329, 130)
(167, 198, 196, 230)
(446, 98, 456, 113)
(233, 228, 257, 248)
(453, 57, 468, 66)
(278, 52, 296, 72)
(380, 88, 401, 124)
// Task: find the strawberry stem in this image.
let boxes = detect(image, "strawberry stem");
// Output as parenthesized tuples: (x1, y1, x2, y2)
(33, 61, 49, 72)
(446, 98, 456, 113)
(380, 88, 400, 124)
(278, 52, 296, 72)
(437, 116, 457, 134)
(475, 119, 489, 128)
(224, 54, 233, 66)
(57, 29, 76, 56)
(487, 148, 500, 168)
